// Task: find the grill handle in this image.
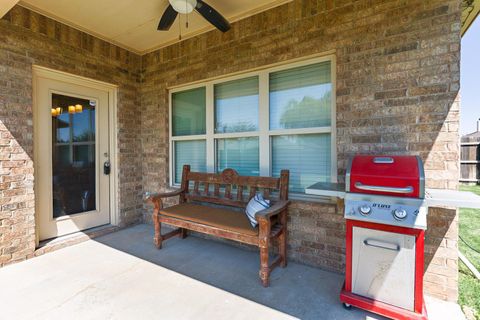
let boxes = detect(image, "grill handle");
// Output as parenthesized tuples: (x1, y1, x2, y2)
(354, 182, 414, 194)
(373, 157, 394, 164)
(363, 239, 400, 251)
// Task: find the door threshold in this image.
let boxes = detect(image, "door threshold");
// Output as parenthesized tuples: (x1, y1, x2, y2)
(36, 224, 122, 254)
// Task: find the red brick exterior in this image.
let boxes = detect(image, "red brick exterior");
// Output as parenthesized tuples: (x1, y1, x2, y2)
(0, 1, 461, 302)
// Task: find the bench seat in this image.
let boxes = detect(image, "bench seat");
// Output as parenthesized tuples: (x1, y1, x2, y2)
(160, 203, 258, 236)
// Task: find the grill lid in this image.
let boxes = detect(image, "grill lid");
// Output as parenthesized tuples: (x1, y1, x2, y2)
(346, 155, 425, 198)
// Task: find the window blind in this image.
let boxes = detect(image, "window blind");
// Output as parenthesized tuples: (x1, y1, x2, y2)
(270, 62, 332, 130)
(214, 77, 259, 133)
(174, 140, 206, 183)
(269, 62, 331, 91)
(272, 134, 331, 193)
(172, 87, 206, 136)
(216, 137, 259, 176)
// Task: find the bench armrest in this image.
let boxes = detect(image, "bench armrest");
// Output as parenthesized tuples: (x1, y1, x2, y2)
(144, 189, 184, 203)
(255, 200, 290, 221)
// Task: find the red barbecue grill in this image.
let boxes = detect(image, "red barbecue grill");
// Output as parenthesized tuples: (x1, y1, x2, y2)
(306, 154, 480, 320)
(341, 155, 428, 320)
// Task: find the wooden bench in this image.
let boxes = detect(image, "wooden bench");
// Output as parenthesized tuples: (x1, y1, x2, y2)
(145, 165, 290, 287)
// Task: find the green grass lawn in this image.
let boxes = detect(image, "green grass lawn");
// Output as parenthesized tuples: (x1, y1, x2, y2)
(459, 185, 480, 319)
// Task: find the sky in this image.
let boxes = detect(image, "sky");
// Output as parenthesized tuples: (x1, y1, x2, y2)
(460, 17, 480, 135)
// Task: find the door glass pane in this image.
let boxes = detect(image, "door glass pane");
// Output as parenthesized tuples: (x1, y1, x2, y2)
(271, 134, 331, 193)
(270, 62, 332, 130)
(172, 87, 206, 136)
(216, 137, 259, 176)
(52, 94, 96, 218)
(55, 112, 70, 143)
(174, 140, 206, 184)
(73, 106, 94, 142)
(214, 77, 259, 133)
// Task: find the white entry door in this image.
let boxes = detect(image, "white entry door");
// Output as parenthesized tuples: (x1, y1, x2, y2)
(34, 69, 112, 240)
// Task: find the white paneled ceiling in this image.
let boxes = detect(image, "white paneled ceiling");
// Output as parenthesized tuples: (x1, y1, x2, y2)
(19, 0, 291, 54)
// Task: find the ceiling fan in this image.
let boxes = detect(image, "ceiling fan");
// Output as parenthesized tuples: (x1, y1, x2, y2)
(158, 0, 231, 33)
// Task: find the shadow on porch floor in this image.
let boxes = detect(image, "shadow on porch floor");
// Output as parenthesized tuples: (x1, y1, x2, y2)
(0, 224, 464, 319)
(96, 224, 384, 320)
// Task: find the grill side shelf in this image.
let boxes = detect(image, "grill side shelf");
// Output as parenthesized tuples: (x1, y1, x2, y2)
(425, 189, 480, 209)
(305, 182, 346, 198)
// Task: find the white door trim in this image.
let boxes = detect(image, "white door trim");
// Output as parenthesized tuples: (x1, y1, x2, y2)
(32, 65, 119, 245)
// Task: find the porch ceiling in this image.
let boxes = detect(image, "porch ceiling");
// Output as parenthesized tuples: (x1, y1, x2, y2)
(18, 0, 292, 54)
(462, 0, 480, 35)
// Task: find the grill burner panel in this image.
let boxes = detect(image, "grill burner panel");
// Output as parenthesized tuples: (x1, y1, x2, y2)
(344, 193, 427, 230)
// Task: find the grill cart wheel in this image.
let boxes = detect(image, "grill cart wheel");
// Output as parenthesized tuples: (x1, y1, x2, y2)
(343, 303, 352, 310)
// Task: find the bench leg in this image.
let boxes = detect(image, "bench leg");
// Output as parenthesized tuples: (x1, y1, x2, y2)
(152, 211, 162, 249)
(279, 210, 287, 268)
(279, 229, 287, 268)
(180, 228, 188, 239)
(259, 245, 270, 287)
(258, 219, 271, 287)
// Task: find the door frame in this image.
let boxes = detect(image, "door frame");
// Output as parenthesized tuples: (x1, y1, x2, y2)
(32, 65, 119, 246)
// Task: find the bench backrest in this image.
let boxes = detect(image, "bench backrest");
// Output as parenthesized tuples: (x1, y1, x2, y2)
(178, 165, 289, 208)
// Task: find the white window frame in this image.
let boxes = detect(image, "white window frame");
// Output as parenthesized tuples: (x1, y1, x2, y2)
(169, 54, 337, 197)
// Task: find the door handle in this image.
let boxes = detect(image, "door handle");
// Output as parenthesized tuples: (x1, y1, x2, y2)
(104, 161, 111, 175)
(363, 239, 400, 251)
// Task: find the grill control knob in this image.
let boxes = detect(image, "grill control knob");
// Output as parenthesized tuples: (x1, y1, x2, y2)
(393, 208, 408, 220)
(359, 205, 371, 215)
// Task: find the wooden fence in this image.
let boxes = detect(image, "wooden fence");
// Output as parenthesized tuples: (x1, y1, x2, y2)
(460, 134, 480, 184)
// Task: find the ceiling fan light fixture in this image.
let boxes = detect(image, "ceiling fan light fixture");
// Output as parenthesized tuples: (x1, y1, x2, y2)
(169, 0, 197, 14)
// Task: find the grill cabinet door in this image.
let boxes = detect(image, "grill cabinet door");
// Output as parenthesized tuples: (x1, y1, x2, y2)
(352, 227, 416, 311)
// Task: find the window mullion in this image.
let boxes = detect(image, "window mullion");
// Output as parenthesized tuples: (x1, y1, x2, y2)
(169, 90, 173, 186)
(258, 71, 270, 176)
(330, 58, 337, 183)
(206, 83, 215, 173)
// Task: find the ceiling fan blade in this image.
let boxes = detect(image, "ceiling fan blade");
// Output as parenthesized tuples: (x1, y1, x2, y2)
(158, 4, 178, 31)
(195, 0, 231, 32)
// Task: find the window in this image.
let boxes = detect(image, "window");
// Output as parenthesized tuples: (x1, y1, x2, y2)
(269, 62, 332, 193)
(171, 87, 206, 184)
(214, 77, 260, 177)
(170, 57, 336, 195)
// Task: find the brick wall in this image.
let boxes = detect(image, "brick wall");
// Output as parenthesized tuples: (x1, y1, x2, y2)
(0, 0, 461, 302)
(0, 6, 143, 265)
(141, 0, 461, 301)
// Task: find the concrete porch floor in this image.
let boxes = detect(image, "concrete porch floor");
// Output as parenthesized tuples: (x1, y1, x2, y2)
(0, 224, 465, 320)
